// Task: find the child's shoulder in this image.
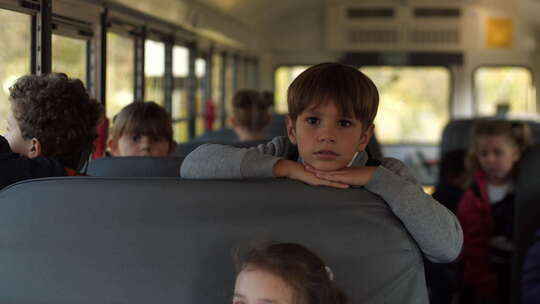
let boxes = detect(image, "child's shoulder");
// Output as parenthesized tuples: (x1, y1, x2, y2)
(0, 136, 11, 154)
(258, 136, 298, 160)
(376, 157, 419, 184)
(379, 157, 408, 172)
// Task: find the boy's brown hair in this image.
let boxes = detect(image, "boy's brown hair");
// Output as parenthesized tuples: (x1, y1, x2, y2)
(232, 90, 272, 132)
(9, 73, 101, 169)
(110, 101, 173, 144)
(287, 63, 379, 129)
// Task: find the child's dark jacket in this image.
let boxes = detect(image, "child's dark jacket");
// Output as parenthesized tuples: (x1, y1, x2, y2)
(0, 135, 69, 190)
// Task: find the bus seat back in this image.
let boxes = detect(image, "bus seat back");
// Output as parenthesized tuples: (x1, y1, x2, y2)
(87, 156, 184, 177)
(0, 178, 427, 304)
(440, 118, 540, 161)
(513, 144, 540, 303)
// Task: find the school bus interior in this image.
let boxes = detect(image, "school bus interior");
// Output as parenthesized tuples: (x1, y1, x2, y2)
(1, 0, 540, 303)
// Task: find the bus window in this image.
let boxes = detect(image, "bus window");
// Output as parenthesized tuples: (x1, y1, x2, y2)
(237, 59, 245, 90)
(211, 53, 223, 130)
(274, 66, 310, 114)
(145, 39, 165, 106)
(52, 35, 86, 82)
(0, 9, 30, 134)
(474, 66, 535, 115)
(172, 45, 188, 142)
(195, 57, 207, 136)
(361, 66, 451, 144)
(106, 32, 134, 119)
(225, 54, 234, 115)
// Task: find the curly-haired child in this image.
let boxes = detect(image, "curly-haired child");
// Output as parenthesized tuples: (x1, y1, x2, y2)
(1, 73, 101, 189)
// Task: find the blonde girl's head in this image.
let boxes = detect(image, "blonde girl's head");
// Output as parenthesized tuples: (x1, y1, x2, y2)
(466, 120, 532, 184)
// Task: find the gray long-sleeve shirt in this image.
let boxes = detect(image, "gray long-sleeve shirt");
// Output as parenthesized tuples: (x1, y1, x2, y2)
(181, 136, 463, 263)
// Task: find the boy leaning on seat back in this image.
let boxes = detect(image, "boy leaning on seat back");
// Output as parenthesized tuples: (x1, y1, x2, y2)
(181, 62, 463, 263)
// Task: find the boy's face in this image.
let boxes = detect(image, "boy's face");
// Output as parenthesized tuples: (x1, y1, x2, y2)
(287, 101, 372, 172)
(5, 107, 34, 157)
(109, 133, 173, 157)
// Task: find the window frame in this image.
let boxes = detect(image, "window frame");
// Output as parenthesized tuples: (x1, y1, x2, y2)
(362, 64, 454, 145)
(272, 64, 313, 114)
(0, 0, 258, 142)
(472, 64, 535, 116)
(51, 16, 94, 87)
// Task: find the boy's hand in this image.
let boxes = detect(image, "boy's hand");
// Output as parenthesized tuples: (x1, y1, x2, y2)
(273, 160, 349, 189)
(304, 164, 378, 187)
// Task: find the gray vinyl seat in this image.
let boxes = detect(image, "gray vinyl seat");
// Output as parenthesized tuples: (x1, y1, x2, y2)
(439, 118, 540, 184)
(440, 118, 540, 158)
(0, 178, 427, 304)
(87, 156, 184, 177)
(512, 144, 540, 303)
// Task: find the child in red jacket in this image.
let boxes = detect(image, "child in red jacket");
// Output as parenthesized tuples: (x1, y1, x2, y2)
(458, 120, 531, 303)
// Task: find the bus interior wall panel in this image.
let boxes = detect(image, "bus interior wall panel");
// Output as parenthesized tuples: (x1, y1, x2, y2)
(341, 52, 464, 67)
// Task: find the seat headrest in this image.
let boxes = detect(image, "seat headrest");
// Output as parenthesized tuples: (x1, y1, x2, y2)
(87, 156, 184, 177)
(440, 118, 540, 158)
(513, 144, 540, 303)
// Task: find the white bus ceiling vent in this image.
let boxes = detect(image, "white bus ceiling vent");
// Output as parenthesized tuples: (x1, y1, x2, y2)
(325, 1, 465, 51)
(348, 29, 399, 44)
(408, 29, 460, 45)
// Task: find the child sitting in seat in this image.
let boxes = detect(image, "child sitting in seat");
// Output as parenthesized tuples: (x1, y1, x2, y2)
(229, 90, 272, 142)
(1, 73, 101, 189)
(233, 242, 347, 304)
(181, 62, 463, 264)
(107, 101, 175, 157)
(458, 120, 531, 303)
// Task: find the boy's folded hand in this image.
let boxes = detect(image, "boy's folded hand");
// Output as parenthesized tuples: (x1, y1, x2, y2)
(304, 164, 377, 187)
(273, 160, 349, 189)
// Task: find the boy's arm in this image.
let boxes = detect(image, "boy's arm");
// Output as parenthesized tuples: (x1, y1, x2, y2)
(180, 137, 349, 188)
(180, 136, 293, 179)
(364, 158, 464, 263)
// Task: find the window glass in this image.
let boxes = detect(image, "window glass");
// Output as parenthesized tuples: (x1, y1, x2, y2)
(225, 55, 234, 117)
(274, 66, 310, 114)
(236, 59, 245, 90)
(475, 67, 535, 115)
(243, 60, 251, 89)
(246, 60, 257, 89)
(195, 58, 207, 136)
(52, 35, 86, 82)
(361, 66, 450, 144)
(0, 9, 30, 133)
(144, 39, 165, 105)
(211, 53, 222, 129)
(172, 45, 189, 142)
(106, 32, 134, 119)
